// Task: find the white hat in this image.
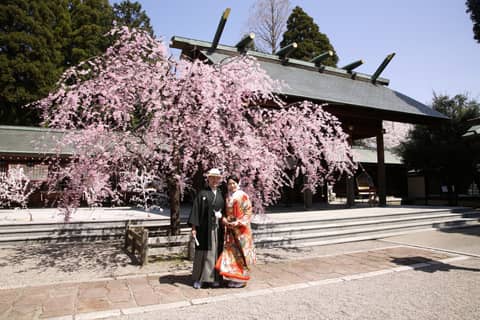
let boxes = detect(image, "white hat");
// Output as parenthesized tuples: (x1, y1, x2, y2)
(206, 168, 222, 177)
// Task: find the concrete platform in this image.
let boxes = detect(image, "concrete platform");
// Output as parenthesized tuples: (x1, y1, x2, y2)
(0, 204, 472, 225)
(0, 207, 175, 225)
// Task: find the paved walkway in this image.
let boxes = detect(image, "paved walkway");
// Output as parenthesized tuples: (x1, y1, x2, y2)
(0, 245, 463, 320)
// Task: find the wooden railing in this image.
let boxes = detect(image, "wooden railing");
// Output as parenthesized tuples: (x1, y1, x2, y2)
(124, 221, 192, 266)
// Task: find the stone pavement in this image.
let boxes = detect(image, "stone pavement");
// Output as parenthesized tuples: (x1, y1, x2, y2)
(0, 245, 464, 320)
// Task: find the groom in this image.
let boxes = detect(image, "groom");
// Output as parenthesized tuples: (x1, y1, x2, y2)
(188, 168, 225, 289)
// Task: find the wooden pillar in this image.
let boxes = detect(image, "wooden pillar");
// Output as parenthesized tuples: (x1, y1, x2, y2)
(376, 127, 387, 206)
(303, 176, 313, 209)
(424, 171, 429, 205)
(346, 176, 355, 207)
(346, 133, 355, 207)
(141, 228, 149, 266)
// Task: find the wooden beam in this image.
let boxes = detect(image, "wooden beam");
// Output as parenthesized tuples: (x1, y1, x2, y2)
(309, 51, 333, 66)
(275, 42, 297, 59)
(236, 33, 255, 52)
(372, 53, 395, 83)
(342, 60, 364, 72)
(209, 8, 231, 53)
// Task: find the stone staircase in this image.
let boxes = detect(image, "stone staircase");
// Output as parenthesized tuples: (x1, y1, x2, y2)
(1, 206, 479, 248)
(252, 206, 480, 248)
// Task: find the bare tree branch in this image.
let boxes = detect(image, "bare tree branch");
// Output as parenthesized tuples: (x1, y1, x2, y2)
(247, 0, 292, 53)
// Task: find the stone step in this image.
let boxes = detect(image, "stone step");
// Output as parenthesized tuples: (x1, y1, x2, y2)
(0, 220, 188, 245)
(252, 207, 476, 229)
(254, 217, 480, 248)
(252, 212, 480, 238)
(269, 222, 479, 249)
(0, 233, 125, 245)
(0, 226, 126, 239)
(0, 219, 170, 231)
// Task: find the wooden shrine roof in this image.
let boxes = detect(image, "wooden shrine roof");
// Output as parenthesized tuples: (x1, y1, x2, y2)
(171, 36, 448, 125)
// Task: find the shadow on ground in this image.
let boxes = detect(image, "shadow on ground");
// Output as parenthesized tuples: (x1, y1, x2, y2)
(256, 246, 306, 262)
(158, 274, 192, 286)
(391, 256, 480, 273)
(437, 225, 480, 237)
(0, 241, 133, 273)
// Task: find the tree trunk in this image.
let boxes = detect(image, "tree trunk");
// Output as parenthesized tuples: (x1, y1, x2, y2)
(167, 178, 181, 235)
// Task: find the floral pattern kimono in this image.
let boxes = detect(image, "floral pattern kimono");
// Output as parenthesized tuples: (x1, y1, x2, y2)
(215, 190, 256, 282)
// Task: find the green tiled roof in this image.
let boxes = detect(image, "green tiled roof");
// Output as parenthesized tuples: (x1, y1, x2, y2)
(171, 36, 448, 123)
(0, 126, 73, 156)
(0, 126, 400, 165)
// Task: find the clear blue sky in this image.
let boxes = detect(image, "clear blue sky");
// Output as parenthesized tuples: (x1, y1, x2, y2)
(113, 0, 479, 106)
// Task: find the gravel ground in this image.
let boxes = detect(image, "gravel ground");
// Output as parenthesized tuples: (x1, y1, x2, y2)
(1, 228, 479, 319)
(0, 242, 191, 289)
(0, 240, 393, 289)
(108, 257, 480, 320)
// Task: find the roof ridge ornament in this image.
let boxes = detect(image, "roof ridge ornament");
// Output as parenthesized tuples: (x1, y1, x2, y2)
(275, 42, 298, 61)
(342, 60, 364, 72)
(372, 53, 395, 84)
(209, 8, 231, 53)
(236, 33, 255, 53)
(309, 51, 333, 66)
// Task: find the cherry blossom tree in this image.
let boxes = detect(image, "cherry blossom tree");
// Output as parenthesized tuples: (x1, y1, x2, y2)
(34, 26, 356, 232)
(0, 167, 37, 220)
(127, 166, 166, 213)
(356, 121, 412, 150)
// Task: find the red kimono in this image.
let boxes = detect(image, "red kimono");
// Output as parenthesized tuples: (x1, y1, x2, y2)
(216, 190, 256, 282)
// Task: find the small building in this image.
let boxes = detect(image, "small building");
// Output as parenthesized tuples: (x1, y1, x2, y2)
(0, 126, 72, 207)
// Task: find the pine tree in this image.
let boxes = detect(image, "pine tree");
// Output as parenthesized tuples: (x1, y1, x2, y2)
(466, 0, 480, 43)
(398, 94, 480, 203)
(113, 0, 154, 37)
(0, 0, 70, 125)
(66, 0, 113, 67)
(280, 6, 338, 66)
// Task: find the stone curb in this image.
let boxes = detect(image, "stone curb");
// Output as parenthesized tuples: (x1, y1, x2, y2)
(45, 255, 471, 320)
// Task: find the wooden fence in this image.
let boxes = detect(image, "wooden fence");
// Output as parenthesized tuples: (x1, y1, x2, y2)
(124, 221, 192, 266)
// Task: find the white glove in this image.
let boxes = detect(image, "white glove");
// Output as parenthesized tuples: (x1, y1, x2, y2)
(214, 210, 222, 219)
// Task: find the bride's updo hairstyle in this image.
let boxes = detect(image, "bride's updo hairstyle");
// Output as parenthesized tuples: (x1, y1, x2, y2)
(226, 175, 240, 184)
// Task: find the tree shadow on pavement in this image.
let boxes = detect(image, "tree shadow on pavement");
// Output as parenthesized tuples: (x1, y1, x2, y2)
(0, 241, 133, 273)
(256, 246, 307, 262)
(437, 225, 480, 237)
(391, 256, 480, 273)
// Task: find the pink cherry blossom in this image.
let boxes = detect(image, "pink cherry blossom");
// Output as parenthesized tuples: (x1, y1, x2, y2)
(32, 27, 356, 229)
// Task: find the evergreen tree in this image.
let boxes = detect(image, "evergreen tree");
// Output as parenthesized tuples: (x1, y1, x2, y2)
(398, 94, 480, 203)
(280, 6, 338, 66)
(0, 0, 157, 126)
(466, 0, 480, 43)
(0, 0, 70, 125)
(113, 0, 154, 37)
(66, 0, 113, 67)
